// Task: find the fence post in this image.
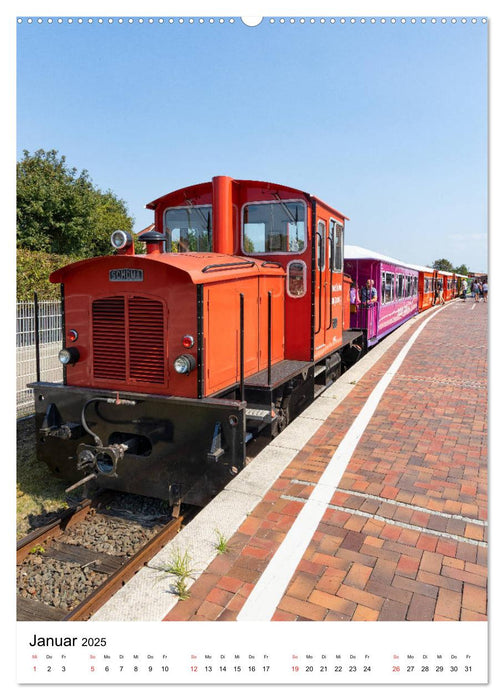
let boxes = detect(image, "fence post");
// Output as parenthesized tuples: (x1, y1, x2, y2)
(34, 292, 41, 382)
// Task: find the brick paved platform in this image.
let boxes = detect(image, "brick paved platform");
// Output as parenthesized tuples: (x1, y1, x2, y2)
(163, 300, 487, 623)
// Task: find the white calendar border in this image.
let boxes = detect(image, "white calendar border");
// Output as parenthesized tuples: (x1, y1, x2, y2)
(7, 0, 500, 696)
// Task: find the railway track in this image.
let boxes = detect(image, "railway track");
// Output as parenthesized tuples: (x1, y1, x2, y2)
(17, 491, 197, 621)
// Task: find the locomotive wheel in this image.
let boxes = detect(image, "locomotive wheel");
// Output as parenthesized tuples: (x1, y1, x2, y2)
(272, 404, 290, 437)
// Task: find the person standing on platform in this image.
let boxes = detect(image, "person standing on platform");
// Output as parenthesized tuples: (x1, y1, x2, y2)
(482, 280, 488, 302)
(461, 278, 468, 301)
(471, 279, 480, 302)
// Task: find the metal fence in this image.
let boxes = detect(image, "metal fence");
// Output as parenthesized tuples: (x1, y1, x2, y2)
(17, 299, 63, 417)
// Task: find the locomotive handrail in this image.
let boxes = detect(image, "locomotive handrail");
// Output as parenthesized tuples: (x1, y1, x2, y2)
(202, 261, 256, 273)
(326, 232, 334, 331)
(240, 294, 245, 401)
(261, 261, 283, 269)
(315, 231, 323, 335)
(267, 291, 272, 386)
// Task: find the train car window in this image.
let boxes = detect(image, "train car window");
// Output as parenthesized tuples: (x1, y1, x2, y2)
(317, 220, 326, 271)
(164, 206, 212, 252)
(330, 220, 344, 272)
(397, 274, 404, 298)
(381, 271, 394, 304)
(287, 260, 307, 298)
(242, 200, 306, 254)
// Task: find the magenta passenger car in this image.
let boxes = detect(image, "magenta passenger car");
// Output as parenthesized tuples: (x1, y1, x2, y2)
(344, 245, 419, 347)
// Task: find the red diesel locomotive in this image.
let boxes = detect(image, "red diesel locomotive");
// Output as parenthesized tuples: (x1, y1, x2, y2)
(30, 177, 364, 509)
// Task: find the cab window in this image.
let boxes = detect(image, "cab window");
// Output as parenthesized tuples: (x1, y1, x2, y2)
(164, 206, 212, 252)
(242, 200, 306, 253)
(330, 220, 344, 272)
(287, 260, 307, 298)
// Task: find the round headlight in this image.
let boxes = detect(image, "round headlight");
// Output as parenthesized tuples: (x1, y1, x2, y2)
(111, 230, 132, 250)
(58, 347, 80, 365)
(174, 354, 196, 375)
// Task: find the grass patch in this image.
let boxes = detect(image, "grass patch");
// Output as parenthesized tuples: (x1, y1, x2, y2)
(214, 529, 230, 554)
(16, 417, 70, 537)
(156, 548, 195, 600)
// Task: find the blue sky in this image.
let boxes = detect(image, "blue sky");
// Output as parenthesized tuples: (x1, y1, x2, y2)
(16, 14, 488, 272)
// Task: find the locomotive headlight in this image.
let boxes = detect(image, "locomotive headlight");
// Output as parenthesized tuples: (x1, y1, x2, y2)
(174, 354, 196, 375)
(58, 347, 80, 365)
(111, 230, 133, 250)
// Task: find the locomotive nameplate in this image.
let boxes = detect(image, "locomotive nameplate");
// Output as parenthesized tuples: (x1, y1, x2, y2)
(109, 269, 144, 282)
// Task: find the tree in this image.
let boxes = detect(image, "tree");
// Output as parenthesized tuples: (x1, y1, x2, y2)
(453, 264, 469, 276)
(431, 258, 453, 272)
(17, 149, 134, 257)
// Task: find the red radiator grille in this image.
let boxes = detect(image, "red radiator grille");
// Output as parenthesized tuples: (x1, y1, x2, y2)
(92, 297, 127, 380)
(128, 297, 165, 384)
(92, 296, 165, 385)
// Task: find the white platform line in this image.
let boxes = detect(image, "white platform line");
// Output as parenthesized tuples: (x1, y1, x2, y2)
(237, 305, 447, 621)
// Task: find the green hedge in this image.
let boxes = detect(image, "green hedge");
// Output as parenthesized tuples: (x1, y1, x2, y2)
(16, 248, 80, 300)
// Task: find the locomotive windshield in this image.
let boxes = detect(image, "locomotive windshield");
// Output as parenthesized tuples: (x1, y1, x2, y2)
(242, 200, 306, 254)
(164, 205, 212, 252)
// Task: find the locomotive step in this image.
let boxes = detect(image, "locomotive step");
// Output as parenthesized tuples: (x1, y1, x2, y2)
(245, 407, 273, 421)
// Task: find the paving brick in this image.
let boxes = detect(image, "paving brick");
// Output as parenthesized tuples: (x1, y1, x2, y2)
(435, 588, 462, 621)
(197, 600, 225, 620)
(163, 596, 203, 621)
(333, 547, 377, 567)
(369, 558, 398, 585)
(378, 599, 409, 621)
(420, 550, 443, 574)
(226, 564, 262, 584)
(441, 565, 487, 588)
(462, 583, 487, 615)
(287, 572, 319, 600)
(216, 576, 243, 594)
(416, 533, 439, 552)
(238, 516, 263, 536)
(317, 567, 347, 594)
(465, 561, 488, 578)
(460, 609, 487, 621)
(272, 610, 297, 621)
(416, 570, 462, 593)
(188, 573, 221, 599)
(278, 595, 327, 621)
(353, 604, 380, 621)
(343, 562, 373, 589)
(392, 574, 438, 599)
(308, 590, 356, 616)
(205, 587, 235, 608)
(397, 528, 421, 546)
(396, 554, 420, 579)
(335, 584, 384, 611)
(406, 593, 437, 621)
(436, 539, 458, 557)
(456, 541, 478, 564)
